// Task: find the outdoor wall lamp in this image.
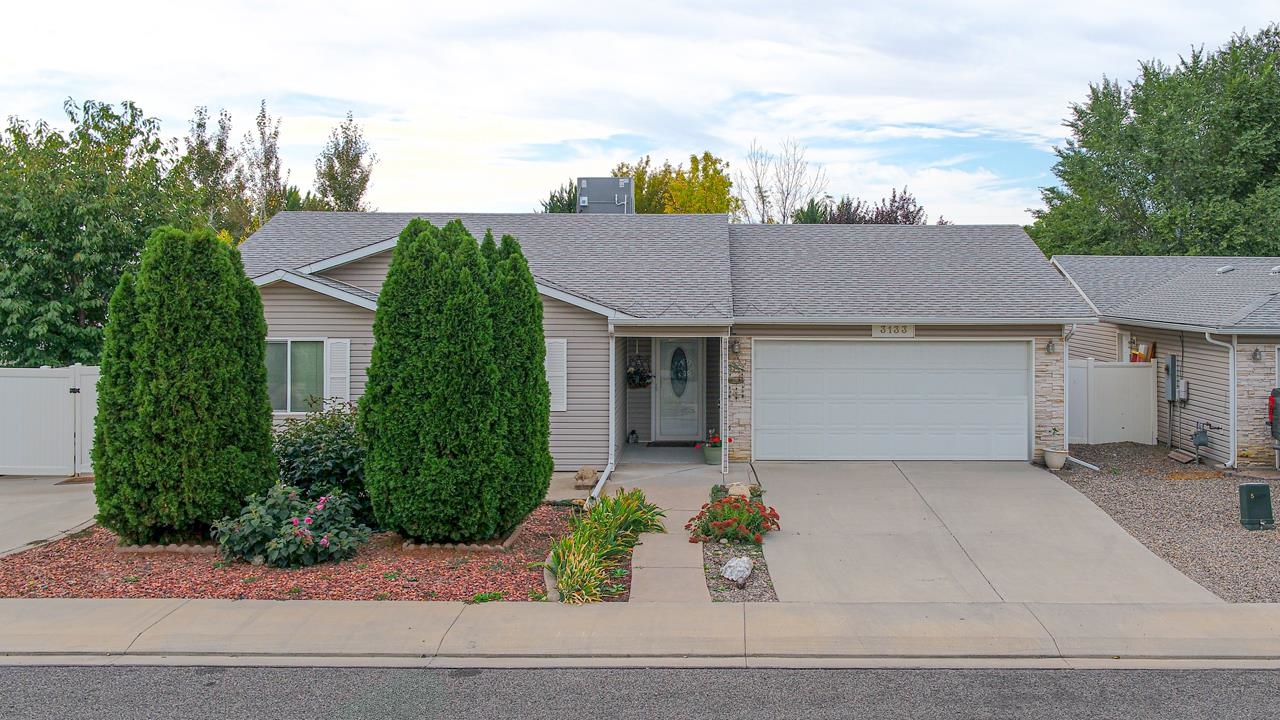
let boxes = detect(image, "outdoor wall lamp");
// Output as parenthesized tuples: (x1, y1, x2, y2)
(729, 339, 742, 355)
(1253, 347, 1264, 363)
(1046, 339, 1058, 354)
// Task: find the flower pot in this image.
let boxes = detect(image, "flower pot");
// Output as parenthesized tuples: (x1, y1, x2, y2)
(1042, 448, 1068, 471)
(702, 445, 722, 465)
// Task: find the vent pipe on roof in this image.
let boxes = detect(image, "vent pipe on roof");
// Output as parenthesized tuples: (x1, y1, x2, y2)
(1269, 265, 1280, 275)
(1217, 265, 1236, 274)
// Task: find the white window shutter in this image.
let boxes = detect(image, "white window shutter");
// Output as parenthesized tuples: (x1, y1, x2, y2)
(325, 339, 351, 406)
(545, 338, 567, 412)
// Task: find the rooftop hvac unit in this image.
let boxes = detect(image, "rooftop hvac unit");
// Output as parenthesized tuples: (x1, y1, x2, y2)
(577, 177, 634, 214)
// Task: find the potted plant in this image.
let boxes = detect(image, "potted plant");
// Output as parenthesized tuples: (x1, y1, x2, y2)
(625, 356, 653, 389)
(695, 430, 731, 465)
(1041, 428, 1067, 470)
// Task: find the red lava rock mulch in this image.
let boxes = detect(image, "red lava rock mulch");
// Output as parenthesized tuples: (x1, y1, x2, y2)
(0, 504, 574, 603)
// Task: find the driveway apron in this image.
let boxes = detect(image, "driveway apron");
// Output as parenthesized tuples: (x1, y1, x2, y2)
(757, 461, 1220, 604)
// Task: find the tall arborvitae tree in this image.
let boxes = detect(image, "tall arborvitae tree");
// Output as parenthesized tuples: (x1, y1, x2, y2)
(93, 226, 274, 544)
(489, 233, 553, 531)
(362, 219, 504, 542)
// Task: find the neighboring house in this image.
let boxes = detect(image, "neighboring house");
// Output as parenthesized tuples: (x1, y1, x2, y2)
(239, 213, 1092, 472)
(1054, 255, 1280, 468)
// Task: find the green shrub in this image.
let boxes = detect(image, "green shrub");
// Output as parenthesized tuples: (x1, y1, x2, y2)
(544, 489, 663, 604)
(94, 226, 275, 544)
(362, 219, 503, 542)
(211, 484, 371, 568)
(274, 402, 372, 525)
(485, 232, 554, 533)
(685, 496, 781, 545)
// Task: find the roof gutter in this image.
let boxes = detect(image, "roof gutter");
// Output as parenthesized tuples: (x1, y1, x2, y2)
(1102, 316, 1280, 336)
(729, 316, 1098, 326)
(1203, 332, 1237, 469)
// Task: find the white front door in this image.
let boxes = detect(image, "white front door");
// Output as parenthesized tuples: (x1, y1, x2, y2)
(655, 338, 703, 441)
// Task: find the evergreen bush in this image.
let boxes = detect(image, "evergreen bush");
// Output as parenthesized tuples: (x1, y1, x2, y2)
(274, 402, 372, 526)
(362, 220, 503, 542)
(93, 226, 275, 544)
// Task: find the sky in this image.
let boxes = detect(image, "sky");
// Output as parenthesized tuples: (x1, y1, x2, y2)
(1, 1, 1275, 224)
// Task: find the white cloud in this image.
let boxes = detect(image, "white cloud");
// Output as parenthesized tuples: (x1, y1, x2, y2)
(1, 0, 1275, 222)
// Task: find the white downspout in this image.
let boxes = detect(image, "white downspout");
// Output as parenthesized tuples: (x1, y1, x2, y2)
(590, 333, 618, 500)
(1063, 325, 1074, 452)
(1203, 332, 1237, 468)
(721, 334, 730, 480)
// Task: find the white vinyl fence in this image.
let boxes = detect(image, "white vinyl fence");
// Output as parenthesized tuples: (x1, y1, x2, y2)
(1068, 359, 1156, 446)
(0, 364, 98, 476)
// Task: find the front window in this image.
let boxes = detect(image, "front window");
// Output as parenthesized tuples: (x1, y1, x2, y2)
(267, 339, 324, 412)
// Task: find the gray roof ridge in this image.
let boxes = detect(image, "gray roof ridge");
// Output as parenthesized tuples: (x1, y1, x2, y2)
(1224, 290, 1280, 327)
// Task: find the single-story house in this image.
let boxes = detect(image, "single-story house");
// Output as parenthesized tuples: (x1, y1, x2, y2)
(239, 213, 1093, 473)
(1053, 255, 1280, 468)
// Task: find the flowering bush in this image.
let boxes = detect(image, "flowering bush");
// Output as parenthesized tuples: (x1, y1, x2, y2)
(274, 402, 373, 526)
(212, 484, 371, 568)
(686, 496, 780, 545)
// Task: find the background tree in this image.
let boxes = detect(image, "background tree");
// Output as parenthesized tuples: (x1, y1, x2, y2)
(539, 179, 578, 213)
(93, 226, 274, 544)
(314, 112, 376, 211)
(793, 187, 949, 225)
(0, 99, 197, 367)
(735, 138, 828, 223)
(362, 219, 504, 542)
(242, 100, 288, 231)
(1030, 26, 1280, 256)
(183, 106, 253, 239)
(284, 185, 332, 211)
(665, 152, 741, 214)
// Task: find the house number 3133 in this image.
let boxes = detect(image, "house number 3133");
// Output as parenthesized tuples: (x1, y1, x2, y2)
(873, 324, 915, 338)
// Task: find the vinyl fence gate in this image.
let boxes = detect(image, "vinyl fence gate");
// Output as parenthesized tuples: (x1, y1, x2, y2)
(0, 364, 98, 476)
(1067, 359, 1157, 446)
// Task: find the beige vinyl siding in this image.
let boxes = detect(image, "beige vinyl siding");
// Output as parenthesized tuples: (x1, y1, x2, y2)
(260, 279, 610, 471)
(322, 251, 392, 294)
(1121, 325, 1231, 464)
(1070, 322, 1120, 361)
(623, 337, 653, 442)
(543, 296, 611, 470)
(614, 336, 627, 462)
(706, 336, 721, 435)
(259, 283, 374, 399)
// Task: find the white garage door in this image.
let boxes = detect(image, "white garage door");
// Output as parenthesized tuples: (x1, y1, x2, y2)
(753, 340, 1031, 460)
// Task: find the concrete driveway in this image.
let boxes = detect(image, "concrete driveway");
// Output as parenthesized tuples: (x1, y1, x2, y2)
(758, 461, 1221, 604)
(0, 476, 98, 557)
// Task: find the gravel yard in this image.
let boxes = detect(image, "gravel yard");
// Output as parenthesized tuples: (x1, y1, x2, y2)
(0, 504, 573, 602)
(1057, 443, 1280, 603)
(701, 542, 778, 602)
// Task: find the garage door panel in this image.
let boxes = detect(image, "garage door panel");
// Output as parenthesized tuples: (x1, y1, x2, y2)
(753, 340, 1031, 461)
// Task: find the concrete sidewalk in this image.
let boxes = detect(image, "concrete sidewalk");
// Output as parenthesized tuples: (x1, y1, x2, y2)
(0, 476, 97, 557)
(3, 599, 1280, 667)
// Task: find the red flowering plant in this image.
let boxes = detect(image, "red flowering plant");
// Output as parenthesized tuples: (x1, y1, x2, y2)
(694, 429, 732, 449)
(685, 495, 780, 545)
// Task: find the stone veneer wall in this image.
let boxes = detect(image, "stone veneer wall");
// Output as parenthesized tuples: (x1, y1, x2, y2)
(1033, 335, 1066, 464)
(1235, 342, 1277, 467)
(722, 334, 1067, 464)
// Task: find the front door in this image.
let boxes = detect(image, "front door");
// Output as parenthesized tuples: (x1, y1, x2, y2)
(654, 338, 703, 441)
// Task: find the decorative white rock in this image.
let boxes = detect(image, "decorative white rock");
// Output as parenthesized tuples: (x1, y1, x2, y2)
(726, 482, 751, 498)
(721, 556, 754, 588)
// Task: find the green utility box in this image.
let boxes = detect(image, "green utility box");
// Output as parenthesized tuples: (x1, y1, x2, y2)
(1239, 483, 1275, 531)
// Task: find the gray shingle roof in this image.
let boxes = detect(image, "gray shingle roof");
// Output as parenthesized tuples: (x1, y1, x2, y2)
(730, 224, 1093, 321)
(242, 212, 1091, 323)
(1054, 255, 1280, 332)
(241, 212, 732, 319)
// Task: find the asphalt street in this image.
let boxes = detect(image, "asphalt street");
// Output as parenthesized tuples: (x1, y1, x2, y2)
(3, 667, 1279, 719)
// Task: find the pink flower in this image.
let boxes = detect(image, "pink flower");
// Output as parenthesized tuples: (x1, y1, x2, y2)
(319, 537, 330, 548)
(303, 516, 313, 525)
(290, 517, 300, 526)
